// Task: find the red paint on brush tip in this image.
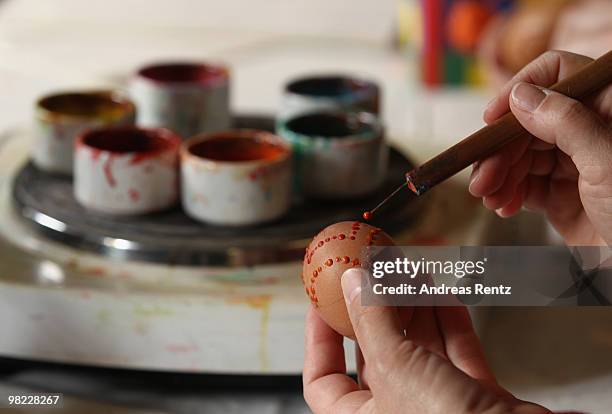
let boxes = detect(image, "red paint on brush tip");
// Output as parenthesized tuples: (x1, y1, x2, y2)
(362, 211, 372, 221)
(407, 179, 418, 194)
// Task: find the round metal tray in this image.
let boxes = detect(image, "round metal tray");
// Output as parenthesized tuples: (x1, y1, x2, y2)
(12, 115, 421, 266)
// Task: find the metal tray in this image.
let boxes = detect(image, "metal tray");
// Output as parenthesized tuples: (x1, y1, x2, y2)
(12, 115, 422, 266)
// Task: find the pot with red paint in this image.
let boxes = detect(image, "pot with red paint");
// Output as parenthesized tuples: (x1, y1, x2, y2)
(74, 126, 180, 215)
(130, 62, 231, 138)
(33, 90, 135, 174)
(181, 129, 292, 226)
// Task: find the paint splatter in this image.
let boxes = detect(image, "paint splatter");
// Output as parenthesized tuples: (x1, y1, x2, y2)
(103, 156, 116, 187)
(84, 266, 106, 277)
(133, 305, 175, 317)
(129, 188, 140, 202)
(90, 148, 102, 161)
(165, 343, 199, 353)
(227, 295, 271, 371)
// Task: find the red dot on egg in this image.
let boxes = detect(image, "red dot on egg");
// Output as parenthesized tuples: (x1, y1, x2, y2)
(302, 221, 395, 339)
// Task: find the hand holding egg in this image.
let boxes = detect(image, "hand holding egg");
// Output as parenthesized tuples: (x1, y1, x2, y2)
(301, 221, 395, 338)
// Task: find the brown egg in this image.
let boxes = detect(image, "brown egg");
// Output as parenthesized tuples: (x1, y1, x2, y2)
(301, 221, 395, 338)
(499, 3, 564, 73)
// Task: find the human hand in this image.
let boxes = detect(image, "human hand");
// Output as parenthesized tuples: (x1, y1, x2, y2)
(470, 50, 612, 246)
(303, 268, 550, 414)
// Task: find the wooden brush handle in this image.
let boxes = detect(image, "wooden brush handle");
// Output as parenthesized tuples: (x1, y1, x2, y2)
(406, 50, 612, 196)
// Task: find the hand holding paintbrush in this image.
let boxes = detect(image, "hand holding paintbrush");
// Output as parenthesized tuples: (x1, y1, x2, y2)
(368, 50, 612, 246)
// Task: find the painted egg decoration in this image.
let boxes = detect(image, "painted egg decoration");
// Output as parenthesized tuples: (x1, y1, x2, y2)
(302, 221, 395, 338)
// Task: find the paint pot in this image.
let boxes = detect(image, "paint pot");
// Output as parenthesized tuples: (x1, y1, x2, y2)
(33, 90, 135, 174)
(277, 111, 387, 199)
(131, 62, 231, 138)
(181, 130, 292, 226)
(74, 127, 180, 215)
(279, 74, 380, 122)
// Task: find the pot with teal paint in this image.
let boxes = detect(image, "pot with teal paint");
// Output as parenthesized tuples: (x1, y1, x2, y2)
(277, 111, 387, 200)
(279, 75, 380, 123)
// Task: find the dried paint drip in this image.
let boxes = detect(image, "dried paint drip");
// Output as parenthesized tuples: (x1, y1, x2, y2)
(128, 188, 140, 202)
(103, 156, 116, 187)
(302, 221, 395, 338)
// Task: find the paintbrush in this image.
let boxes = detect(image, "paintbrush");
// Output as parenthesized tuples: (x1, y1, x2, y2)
(364, 50, 612, 220)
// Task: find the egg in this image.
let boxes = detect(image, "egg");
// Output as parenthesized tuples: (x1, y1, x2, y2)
(302, 221, 395, 338)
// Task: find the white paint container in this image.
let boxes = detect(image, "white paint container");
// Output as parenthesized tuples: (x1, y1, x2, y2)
(277, 111, 387, 199)
(33, 90, 135, 174)
(181, 130, 292, 226)
(279, 74, 380, 122)
(131, 62, 231, 138)
(74, 127, 181, 215)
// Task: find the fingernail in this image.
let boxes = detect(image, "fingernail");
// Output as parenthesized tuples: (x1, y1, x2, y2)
(511, 82, 547, 112)
(341, 268, 363, 305)
(495, 207, 507, 218)
(469, 164, 481, 194)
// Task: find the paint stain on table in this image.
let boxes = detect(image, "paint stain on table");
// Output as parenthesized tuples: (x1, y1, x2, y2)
(227, 295, 272, 371)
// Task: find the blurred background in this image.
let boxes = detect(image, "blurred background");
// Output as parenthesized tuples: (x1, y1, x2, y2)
(0, 0, 611, 413)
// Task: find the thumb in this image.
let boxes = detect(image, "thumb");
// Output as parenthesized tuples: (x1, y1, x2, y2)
(340, 269, 534, 413)
(340, 268, 405, 368)
(509, 81, 612, 184)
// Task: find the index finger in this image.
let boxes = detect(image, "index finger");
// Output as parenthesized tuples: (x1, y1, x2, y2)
(303, 307, 361, 411)
(484, 50, 593, 123)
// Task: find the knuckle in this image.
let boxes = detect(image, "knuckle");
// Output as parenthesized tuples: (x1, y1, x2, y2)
(542, 49, 564, 61)
(302, 385, 321, 411)
(302, 386, 314, 406)
(352, 305, 381, 333)
(385, 340, 441, 388)
(540, 50, 560, 63)
(558, 98, 585, 121)
(398, 339, 428, 371)
(541, 93, 585, 123)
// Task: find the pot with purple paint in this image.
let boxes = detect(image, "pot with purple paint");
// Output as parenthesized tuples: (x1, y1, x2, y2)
(279, 74, 380, 122)
(33, 90, 135, 174)
(131, 62, 231, 138)
(74, 126, 181, 215)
